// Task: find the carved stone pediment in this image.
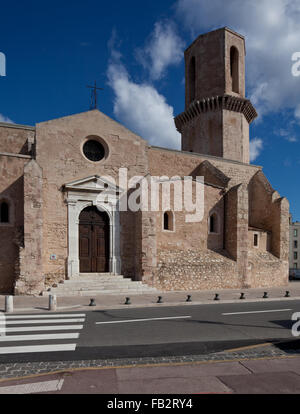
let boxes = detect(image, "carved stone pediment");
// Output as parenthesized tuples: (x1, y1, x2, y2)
(63, 175, 121, 195)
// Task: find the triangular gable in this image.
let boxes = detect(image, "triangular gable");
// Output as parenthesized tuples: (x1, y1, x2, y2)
(249, 170, 275, 195)
(192, 160, 230, 188)
(37, 109, 146, 145)
(63, 175, 122, 194)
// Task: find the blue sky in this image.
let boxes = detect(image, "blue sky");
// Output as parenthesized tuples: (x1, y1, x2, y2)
(1, 0, 300, 221)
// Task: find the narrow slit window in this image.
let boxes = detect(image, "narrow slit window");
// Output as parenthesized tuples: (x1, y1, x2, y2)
(163, 211, 174, 231)
(209, 214, 218, 234)
(254, 234, 258, 247)
(0, 201, 9, 223)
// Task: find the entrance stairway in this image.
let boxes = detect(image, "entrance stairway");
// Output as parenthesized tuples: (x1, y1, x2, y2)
(43, 273, 158, 296)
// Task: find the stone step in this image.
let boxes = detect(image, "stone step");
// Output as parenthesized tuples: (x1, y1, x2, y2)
(63, 277, 128, 284)
(78, 273, 121, 278)
(51, 279, 143, 289)
(42, 273, 158, 296)
(43, 289, 158, 297)
(48, 286, 157, 293)
(52, 286, 146, 292)
(49, 283, 153, 290)
(62, 274, 124, 281)
(48, 285, 149, 293)
(61, 279, 135, 287)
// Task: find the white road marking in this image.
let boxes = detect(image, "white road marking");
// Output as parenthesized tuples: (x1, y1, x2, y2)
(0, 333, 79, 342)
(0, 344, 76, 354)
(222, 309, 292, 316)
(96, 316, 191, 325)
(0, 313, 85, 354)
(0, 318, 85, 325)
(5, 325, 84, 333)
(5, 314, 86, 319)
(0, 379, 64, 394)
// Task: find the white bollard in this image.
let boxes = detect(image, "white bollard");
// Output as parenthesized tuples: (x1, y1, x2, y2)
(5, 296, 13, 313)
(49, 295, 57, 312)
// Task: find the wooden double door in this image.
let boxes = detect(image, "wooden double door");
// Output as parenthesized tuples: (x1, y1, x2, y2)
(79, 206, 110, 273)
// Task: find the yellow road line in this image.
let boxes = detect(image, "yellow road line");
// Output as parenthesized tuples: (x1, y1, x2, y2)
(224, 342, 272, 353)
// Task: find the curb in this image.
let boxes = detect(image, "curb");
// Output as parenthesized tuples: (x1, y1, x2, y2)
(1, 296, 300, 314)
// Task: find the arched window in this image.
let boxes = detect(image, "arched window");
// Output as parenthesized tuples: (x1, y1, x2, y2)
(0, 201, 9, 223)
(189, 56, 196, 103)
(163, 211, 174, 231)
(209, 213, 218, 234)
(230, 46, 239, 93)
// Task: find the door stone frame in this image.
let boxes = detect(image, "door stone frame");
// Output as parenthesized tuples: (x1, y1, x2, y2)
(64, 176, 121, 278)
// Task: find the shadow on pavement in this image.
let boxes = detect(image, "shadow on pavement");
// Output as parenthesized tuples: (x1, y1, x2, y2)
(272, 338, 300, 354)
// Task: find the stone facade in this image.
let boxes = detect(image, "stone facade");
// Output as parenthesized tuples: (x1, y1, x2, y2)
(176, 27, 256, 163)
(0, 27, 289, 295)
(289, 218, 300, 275)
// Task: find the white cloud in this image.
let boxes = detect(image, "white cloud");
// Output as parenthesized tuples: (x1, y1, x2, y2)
(136, 21, 185, 81)
(294, 104, 300, 122)
(278, 129, 290, 137)
(274, 127, 298, 142)
(250, 138, 263, 162)
(0, 114, 13, 123)
(175, 0, 300, 120)
(285, 136, 298, 142)
(107, 60, 181, 149)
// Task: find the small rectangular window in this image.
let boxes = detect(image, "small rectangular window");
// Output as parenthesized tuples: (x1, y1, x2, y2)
(163, 211, 174, 231)
(295, 229, 298, 237)
(164, 213, 169, 230)
(294, 263, 298, 269)
(295, 241, 298, 249)
(294, 252, 298, 260)
(254, 234, 258, 247)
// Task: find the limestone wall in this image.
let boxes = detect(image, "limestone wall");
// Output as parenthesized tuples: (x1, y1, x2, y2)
(15, 160, 43, 295)
(0, 125, 33, 293)
(0, 124, 34, 155)
(149, 146, 260, 189)
(155, 249, 238, 291)
(0, 112, 289, 294)
(35, 110, 150, 284)
(248, 250, 288, 288)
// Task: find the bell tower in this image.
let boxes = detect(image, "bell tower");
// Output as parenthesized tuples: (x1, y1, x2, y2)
(175, 27, 257, 163)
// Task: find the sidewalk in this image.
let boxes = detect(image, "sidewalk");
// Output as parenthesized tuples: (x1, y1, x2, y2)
(0, 281, 299, 313)
(0, 282, 300, 392)
(1, 354, 300, 393)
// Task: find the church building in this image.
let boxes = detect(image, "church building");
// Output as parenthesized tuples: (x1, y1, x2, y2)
(0, 27, 289, 296)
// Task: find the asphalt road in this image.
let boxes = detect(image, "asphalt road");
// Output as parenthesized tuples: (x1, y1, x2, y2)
(0, 300, 299, 364)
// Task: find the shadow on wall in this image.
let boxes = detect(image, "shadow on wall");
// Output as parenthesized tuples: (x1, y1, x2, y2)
(207, 197, 224, 252)
(0, 176, 24, 294)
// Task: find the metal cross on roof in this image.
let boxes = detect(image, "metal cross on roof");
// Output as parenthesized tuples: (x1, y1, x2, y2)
(86, 81, 104, 110)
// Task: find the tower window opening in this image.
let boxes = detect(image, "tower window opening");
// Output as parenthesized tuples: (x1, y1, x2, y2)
(230, 46, 239, 93)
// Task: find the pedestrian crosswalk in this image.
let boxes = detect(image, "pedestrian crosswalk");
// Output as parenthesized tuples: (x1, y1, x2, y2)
(0, 313, 85, 355)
